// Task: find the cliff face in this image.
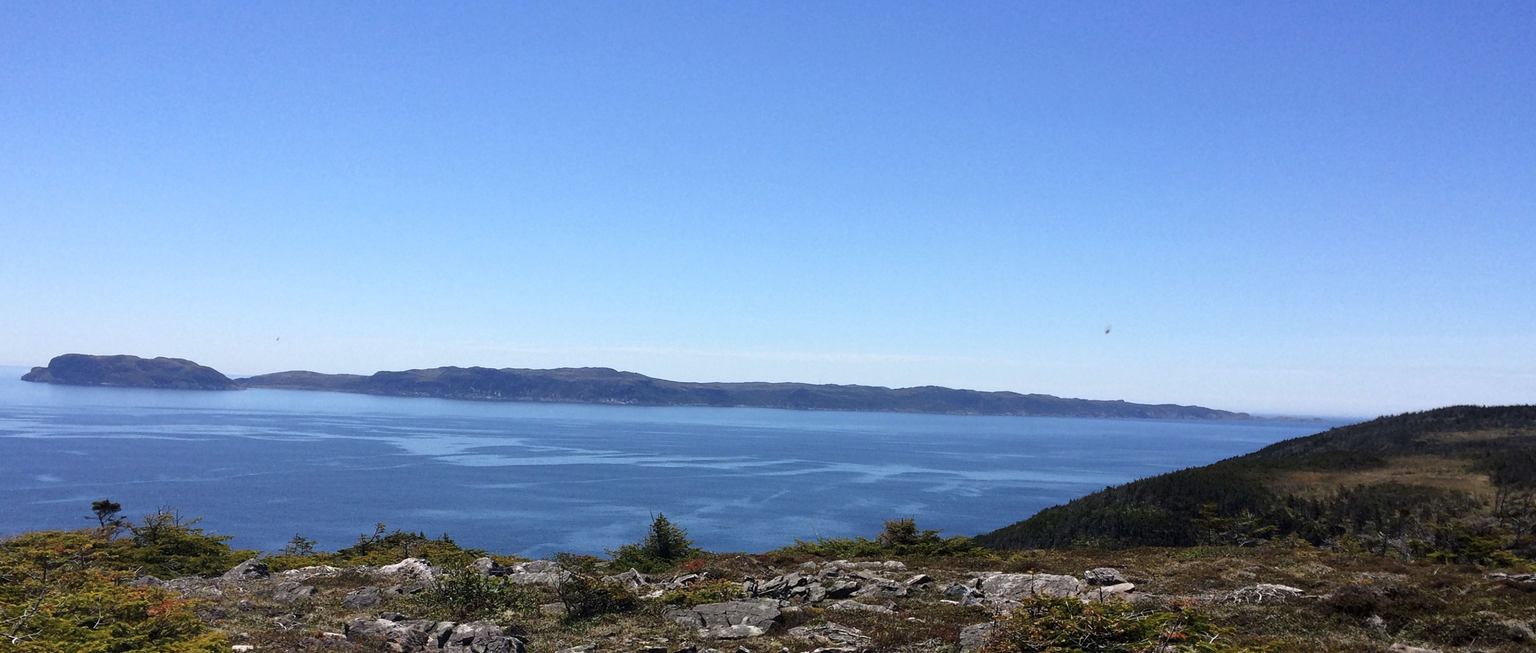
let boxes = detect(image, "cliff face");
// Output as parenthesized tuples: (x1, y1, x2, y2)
(21, 354, 241, 391)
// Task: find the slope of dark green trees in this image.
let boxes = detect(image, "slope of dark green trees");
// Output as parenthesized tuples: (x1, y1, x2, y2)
(976, 405, 1536, 563)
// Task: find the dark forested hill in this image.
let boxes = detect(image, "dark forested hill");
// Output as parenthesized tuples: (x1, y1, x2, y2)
(975, 405, 1536, 563)
(238, 365, 1251, 419)
(21, 354, 241, 391)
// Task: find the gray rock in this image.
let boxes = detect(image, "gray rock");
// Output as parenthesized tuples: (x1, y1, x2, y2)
(976, 573, 1083, 601)
(128, 575, 165, 588)
(506, 571, 568, 587)
(1500, 618, 1535, 641)
(1083, 567, 1126, 585)
(1229, 583, 1304, 603)
(701, 624, 766, 639)
(343, 586, 385, 609)
(692, 599, 781, 630)
(221, 559, 271, 581)
(345, 617, 436, 650)
(606, 568, 652, 589)
(827, 600, 893, 614)
(1387, 645, 1442, 653)
(471, 557, 510, 576)
(904, 573, 934, 586)
(1081, 582, 1135, 602)
(514, 560, 561, 574)
(805, 584, 828, 603)
(280, 565, 341, 581)
(271, 581, 317, 605)
(824, 580, 860, 599)
(787, 622, 871, 647)
(958, 622, 998, 653)
(441, 620, 522, 653)
(379, 557, 437, 581)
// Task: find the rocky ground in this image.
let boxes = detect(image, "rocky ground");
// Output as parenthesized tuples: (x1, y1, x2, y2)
(136, 546, 1536, 653)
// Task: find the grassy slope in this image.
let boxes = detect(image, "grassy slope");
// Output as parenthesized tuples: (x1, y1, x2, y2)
(974, 405, 1536, 552)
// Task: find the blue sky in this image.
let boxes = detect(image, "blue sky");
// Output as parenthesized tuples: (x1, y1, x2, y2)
(2, 2, 1532, 417)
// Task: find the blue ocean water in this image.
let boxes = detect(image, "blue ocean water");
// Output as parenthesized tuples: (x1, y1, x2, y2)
(0, 369, 1339, 557)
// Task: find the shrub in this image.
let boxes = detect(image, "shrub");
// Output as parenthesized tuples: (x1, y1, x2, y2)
(657, 578, 741, 607)
(777, 517, 982, 559)
(983, 596, 1268, 652)
(408, 568, 540, 624)
(0, 529, 227, 652)
(119, 508, 257, 578)
(557, 573, 639, 621)
(607, 513, 702, 574)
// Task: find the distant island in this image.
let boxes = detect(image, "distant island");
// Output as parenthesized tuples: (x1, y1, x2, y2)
(21, 354, 242, 391)
(239, 365, 1252, 420)
(19, 353, 1253, 419)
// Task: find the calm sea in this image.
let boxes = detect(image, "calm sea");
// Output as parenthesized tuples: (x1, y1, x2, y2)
(0, 369, 1340, 558)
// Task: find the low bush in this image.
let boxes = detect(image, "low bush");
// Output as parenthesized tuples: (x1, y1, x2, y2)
(557, 573, 639, 621)
(0, 529, 227, 652)
(983, 596, 1272, 652)
(656, 578, 741, 607)
(777, 517, 982, 559)
(407, 568, 541, 624)
(607, 513, 702, 574)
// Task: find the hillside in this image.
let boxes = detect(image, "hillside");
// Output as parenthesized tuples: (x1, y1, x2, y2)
(975, 405, 1536, 561)
(20, 353, 241, 391)
(239, 365, 1253, 419)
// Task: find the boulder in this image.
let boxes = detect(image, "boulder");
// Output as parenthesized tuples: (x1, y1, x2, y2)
(1230, 583, 1304, 603)
(975, 573, 1083, 601)
(379, 558, 437, 581)
(344, 617, 523, 652)
(824, 580, 860, 599)
(271, 581, 317, 605)
(827, 600, 894, 614)
(221, 559, 271, 581)
(470, 557, 510, 576)
(343, 586, 385, 609)
(959, 622, 999, 653)
(506, 571, 568, 587)
(667, 599, 780, 639)
(1083, 567, 1126, 585)
(1082, 582, 1135, 601)
(128, 575, 165, 588)
(441, 621, 523, 653)
(788, 622, 871, 648)
(513, 560, 561, 574)
(280, 565, 341, 581)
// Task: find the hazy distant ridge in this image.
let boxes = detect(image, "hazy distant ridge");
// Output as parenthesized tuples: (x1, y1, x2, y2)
(239, 365, 1251, 420)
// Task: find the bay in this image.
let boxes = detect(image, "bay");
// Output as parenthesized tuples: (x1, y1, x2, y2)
(0, 368, 1340, 557)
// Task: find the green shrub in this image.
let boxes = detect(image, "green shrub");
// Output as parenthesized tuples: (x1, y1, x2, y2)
(0, 529, 227, 652)
(118, 508, 257, 578)
(777, 517, 982, 559)
(330, 524, 486, 569)
(557, 573, 639, 621)
(408, 568, 541, 624)
(983, 596, 1269, 652)
(607, 513, 702, 574)
(657, 578, 742, 607)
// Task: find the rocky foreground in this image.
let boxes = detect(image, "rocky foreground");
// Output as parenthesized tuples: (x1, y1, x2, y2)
(135, 552, 1536, 653)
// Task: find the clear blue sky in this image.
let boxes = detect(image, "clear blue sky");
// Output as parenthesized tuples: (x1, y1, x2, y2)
(2, 2, 1532, 417)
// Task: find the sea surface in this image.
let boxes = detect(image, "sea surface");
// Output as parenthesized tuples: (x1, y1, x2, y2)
(0, 369, 1342, 557)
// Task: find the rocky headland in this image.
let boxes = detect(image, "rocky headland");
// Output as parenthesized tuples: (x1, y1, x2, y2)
(20, 353, 241, 390)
